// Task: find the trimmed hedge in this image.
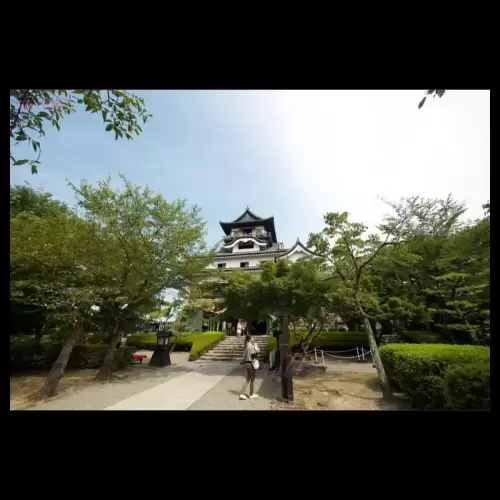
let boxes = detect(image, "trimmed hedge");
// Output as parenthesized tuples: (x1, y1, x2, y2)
(188, 332, 225, 361)
(380, 344, 490, 410)
(127, 332, 192, 351)
(10, 340, 135, 372)
(126, 331, 225, 361)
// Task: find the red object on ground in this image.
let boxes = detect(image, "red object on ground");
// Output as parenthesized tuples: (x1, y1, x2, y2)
(88, 339, 101, 344)
(132, 354, 147, 363)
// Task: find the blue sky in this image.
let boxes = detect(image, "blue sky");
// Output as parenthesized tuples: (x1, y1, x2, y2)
(11, 90, 490, 248)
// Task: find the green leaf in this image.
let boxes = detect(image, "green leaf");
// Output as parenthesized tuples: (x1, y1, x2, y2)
(106, 124, 113, 131)
(102, 110, 108, 122)
(31, 164, 38, 174)
(16, 135, 27, 141)
(13, 159, 29, 165)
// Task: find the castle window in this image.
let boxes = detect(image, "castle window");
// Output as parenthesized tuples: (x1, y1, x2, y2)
(238, 241, 254, 250)
(240, 262, 249, 268)
(218, 263, 226, 269)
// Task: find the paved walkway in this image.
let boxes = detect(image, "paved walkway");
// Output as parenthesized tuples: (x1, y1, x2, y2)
(105, 362, 238, 410)
(187, 364, 280, 410)
(19, 356, 375, 411)
(24, 352, 279, 411)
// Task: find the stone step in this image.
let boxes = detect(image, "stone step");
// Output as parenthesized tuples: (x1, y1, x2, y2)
(198, 337, 268, 363)
(209, 345, 268, 352)
(221, 340, 269, 345)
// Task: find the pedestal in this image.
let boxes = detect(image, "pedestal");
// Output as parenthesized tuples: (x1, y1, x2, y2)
(148, 348, 171, 367)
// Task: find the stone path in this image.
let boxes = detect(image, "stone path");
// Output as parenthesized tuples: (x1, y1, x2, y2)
(29, 352, 194, 410)
(21, 352, 279, 411)
(105, 362, 238, 410)
(187, 364, 280, 410)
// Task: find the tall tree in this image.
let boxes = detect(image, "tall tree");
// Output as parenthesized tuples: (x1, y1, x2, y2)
(70, 175, 211, 380)
(10, 90, 152, 174)
(10, 208, 100, 397)
(10, 185, 71, 340)
(259, 259, 338, 354)
(308, 195, 465, 396)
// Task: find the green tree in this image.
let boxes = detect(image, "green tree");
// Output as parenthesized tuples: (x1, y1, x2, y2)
(217, 270, 261, 326)
(10, 89, 152, 174)
(70, 174, 211, 380)
(422, 209, 490, 342)
(10, 208, 100, 397)
(10, 185, 72, 341)
(308, 196, 464, 396)
(10, 184, 69, 218)
(259, 259, 337, 354)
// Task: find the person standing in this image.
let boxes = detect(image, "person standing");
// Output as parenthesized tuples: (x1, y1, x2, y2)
(239, 334, 260, 400)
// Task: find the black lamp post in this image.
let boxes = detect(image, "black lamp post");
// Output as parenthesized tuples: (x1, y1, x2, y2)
(280, 316, 294, 402)
(148, 330, 173, 367)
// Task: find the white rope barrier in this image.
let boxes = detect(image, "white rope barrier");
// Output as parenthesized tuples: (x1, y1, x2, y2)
(320, 347, 360, 354)
(322, 350, 372, 360)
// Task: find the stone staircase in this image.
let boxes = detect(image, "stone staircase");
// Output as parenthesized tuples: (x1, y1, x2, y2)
(198, 336, 269, 362)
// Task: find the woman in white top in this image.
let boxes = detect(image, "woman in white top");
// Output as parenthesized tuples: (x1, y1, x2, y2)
(240, 334, 260, 400)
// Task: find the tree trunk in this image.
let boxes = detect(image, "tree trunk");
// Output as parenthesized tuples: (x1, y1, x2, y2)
(354, 299, 391, 397)
(95, 324, 121, 381)
(37, 323, 82, 398)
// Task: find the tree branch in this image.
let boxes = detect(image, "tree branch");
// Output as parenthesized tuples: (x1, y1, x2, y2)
(342, 237, 358, 271)
(10, 90, 29, 135)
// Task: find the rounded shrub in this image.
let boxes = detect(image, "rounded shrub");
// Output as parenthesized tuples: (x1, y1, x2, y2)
(380, 344, 490, 410)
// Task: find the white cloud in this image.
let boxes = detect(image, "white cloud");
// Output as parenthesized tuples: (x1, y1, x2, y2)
(242, 90, 490, 232)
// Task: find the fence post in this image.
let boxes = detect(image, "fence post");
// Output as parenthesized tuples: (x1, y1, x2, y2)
(356, 346, 360, 362)
(314, 347, 318, 364)
(361, 346, 365, 361)
(321, 350, 325, 368)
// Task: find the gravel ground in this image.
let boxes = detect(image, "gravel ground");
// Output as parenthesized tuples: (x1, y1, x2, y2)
(323, 357, 377, 373)
(187, 363, 281, 410)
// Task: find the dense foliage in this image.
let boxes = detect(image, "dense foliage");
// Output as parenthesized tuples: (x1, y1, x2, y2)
(10, 178, 211, 397)
(10, 179, 489, 402)
(216, 195, 489, 396)
(10, 337, 135, 373)
(380, 344, 489, 410)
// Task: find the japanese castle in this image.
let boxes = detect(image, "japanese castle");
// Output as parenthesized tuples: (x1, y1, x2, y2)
(187, 208, 318, 333)
(205, 207, 318, 272)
